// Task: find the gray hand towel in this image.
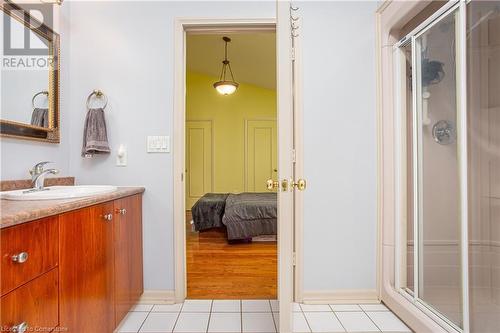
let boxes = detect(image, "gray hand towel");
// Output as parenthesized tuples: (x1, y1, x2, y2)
(81, 107, 111, 158)
(30, 108, 49, 128)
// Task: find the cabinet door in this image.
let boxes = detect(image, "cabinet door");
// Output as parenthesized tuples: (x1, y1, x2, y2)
(114, 195, 143, 325)
(59, 202, 115, 333)
(114, 197, 131, 325)
(1, 269, 59, 333)
(1, 216, 58, 296)
(129, 195, 144, 305)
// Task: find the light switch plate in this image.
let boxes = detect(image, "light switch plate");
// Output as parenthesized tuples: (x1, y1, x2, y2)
(147, 135, 170, 153)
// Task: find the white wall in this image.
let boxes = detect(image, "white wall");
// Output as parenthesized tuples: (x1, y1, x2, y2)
(63, 1, 276, 291)
(299, 1, 378, 291)
(0, 1, 379, 296)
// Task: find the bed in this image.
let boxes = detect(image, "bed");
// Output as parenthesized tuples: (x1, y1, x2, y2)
(191, 192, 277, 240)
(191, 193, 229, 231)
(222, 192, 277, 240)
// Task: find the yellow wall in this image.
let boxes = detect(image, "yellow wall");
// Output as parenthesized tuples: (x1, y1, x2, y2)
(186, 71, 277, 193)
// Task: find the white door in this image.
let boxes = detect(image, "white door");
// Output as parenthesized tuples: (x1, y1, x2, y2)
(245, 119, 278, 192)
(185, 120, 213, 209)
(277, 1, 301, 332)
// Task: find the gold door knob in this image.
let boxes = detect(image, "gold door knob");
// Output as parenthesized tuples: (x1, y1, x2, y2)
(266, 179, 279, 191)
(292, 179, 307, 191)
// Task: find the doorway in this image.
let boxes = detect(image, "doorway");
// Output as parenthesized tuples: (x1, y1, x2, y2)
(184, 31, 278, 299)
(173, 9, 299, 332)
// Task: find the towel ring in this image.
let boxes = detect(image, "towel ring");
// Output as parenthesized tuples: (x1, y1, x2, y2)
(32, 91, 49, 109)
(86, 89, 108, 110)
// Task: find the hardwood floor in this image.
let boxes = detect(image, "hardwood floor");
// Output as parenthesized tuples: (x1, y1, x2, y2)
(186, 211, 277, 299)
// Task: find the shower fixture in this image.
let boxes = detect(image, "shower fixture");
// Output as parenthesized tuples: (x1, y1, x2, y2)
(432, 120, 455, 145)
(421, 58, 445, 86)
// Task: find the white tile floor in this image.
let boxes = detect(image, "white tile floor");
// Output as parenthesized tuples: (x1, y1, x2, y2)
(116, 300, 412, 333)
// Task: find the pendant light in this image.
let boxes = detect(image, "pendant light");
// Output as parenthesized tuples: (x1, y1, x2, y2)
(213, 36, 239, 95)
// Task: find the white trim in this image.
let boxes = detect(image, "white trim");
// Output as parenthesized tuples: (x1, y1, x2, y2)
(457, 2, 470, 331)
(138, 290, 176, 304)
(398, 290, 462, 333)
(374, 7, 384, 302)
(393, 45, 403, 292)
(412, 33, 422, 303)
(291, 9, 305, 305)
(276, 2, 295, 332)
(395, 0, 460, 48)
(173, 17, 187, 304)
(302, 290, 379, 304)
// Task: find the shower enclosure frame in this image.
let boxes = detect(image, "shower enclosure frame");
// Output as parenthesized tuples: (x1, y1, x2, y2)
(392, 1, 470, 332)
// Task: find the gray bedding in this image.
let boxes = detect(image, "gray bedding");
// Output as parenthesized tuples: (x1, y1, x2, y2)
(191, 193, 229, 231)
(222, 192, 277, 240)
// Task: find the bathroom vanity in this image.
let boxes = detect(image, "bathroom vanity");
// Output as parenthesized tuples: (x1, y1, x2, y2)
(0, 187, 144, 333)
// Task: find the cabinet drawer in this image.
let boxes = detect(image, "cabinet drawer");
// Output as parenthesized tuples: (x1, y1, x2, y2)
(1, 216, 58, 295)
(1, 269, 59, 333)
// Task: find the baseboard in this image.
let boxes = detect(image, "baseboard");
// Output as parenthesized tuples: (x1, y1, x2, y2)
(302, 289, 379, 304)
(139, 290, 176, 304)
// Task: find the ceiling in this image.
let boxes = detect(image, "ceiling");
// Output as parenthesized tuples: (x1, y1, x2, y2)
(186, 32, 276, 90)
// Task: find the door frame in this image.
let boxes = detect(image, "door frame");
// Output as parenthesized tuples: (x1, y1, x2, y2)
(172, 13, 301, 333)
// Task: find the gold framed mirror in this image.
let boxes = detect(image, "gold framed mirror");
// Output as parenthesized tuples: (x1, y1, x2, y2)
(1, 1, 60, 143)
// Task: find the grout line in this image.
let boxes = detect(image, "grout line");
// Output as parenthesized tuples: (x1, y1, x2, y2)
(270, 300, 278, 333)
(206, 300, 214, 333)
(360, 305, 383, 332)
(331, 311, 347, 333)
(300, 309, 314, 333)
(136, 309, 152, 333)
(240, 300, 243, 333)
(299, 302, 314, 333)
(171, 301, 185, 333)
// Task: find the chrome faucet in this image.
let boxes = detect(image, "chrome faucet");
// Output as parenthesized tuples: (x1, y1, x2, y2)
(29, 161, 59, 191)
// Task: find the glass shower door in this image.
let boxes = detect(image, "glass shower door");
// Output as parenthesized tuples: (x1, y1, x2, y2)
(413, 7, 464, 328)
(467, 1, 500, 332)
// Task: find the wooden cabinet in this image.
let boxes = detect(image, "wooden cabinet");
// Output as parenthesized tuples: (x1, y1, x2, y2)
(59, 201, 116, 333)
(1, 216, 58, 296)
(1, 269, 59, 332)
(114, 195, 143, 324)
(0, 194, 143, 333)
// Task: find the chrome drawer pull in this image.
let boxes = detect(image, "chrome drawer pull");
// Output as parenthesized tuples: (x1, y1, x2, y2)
(120, 208, 127, 215)
(12, 322, 28, 333)
(103, 213, 113, 221)
(11, 252, 28, 264)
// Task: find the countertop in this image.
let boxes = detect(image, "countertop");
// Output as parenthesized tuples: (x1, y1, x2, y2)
(0, 186, 145, 229)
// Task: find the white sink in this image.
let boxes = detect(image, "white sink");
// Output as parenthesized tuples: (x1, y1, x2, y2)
(1, 185, 118, 201)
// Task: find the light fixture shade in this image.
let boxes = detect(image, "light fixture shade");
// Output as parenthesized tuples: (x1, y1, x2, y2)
(213, 80, 239, 95)
(214, 36, 238, 96)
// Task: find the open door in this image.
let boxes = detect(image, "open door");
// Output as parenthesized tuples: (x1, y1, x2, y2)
(277, 1, 305, 332)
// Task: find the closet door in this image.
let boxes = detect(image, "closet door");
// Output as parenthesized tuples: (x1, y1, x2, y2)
(185, 120, 213, 209)
(245, 119, 277, 192)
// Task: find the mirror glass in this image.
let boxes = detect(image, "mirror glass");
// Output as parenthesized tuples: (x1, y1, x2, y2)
(0, 3, 60, 142)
